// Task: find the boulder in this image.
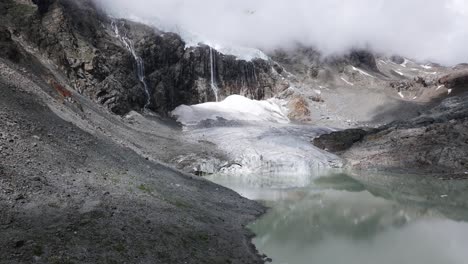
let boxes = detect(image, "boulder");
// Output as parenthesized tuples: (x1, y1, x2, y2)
(313, 129, 370, 153)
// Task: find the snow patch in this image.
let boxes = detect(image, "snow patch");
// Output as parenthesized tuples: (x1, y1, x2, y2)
(395, 70, 405, 76)
(421, 64, 433, 69)
(351, 66, 375, 78)
(401, 59, 408, 67)
(398, 92, 405, 98)
(437, 85, 445, 90)
(171, 95, 289, 126)
(215, 45, 269, 61)
(341, 77, 354, 86)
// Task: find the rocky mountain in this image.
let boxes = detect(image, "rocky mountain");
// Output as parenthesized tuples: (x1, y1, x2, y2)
(1, 0, 468, 263)
(1, 0, 285, 116)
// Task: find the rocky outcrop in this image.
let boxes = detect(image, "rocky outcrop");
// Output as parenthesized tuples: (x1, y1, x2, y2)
(390, 55, 405, 64)
(2, 0, 281, 116)
(389, 76, 431, 94)
(0, 26, 22, 63)
(270, 46, 382, 86)
(326, 49, 381, 73)
(287, 95, 311, 122)
(31, 0, 55, 14)
(439, 70, 468, 89)
(340, 96, 468, 174)
(313, 129, 373, 153)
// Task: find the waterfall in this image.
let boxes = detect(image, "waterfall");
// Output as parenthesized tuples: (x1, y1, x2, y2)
(252, 62, 258, 83)
(209, 47, 219, 102)
(111, 20, 151, 110)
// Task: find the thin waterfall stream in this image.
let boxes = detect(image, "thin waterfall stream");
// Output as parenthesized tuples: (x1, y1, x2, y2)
(111, 20, 151, 109)
(209, 47, 219, 102)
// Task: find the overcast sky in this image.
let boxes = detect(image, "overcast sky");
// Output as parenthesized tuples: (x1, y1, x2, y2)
(95, 0, 468, 65)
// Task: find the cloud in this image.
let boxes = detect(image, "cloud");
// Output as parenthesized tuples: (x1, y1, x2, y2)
(94, 0, 468, 65)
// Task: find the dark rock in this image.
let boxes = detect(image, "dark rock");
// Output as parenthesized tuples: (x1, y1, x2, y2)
(347, 49, 380, 73)
(32, 0, 56, 14)
(14, 240, 25, 248)
(0, 26, 22, 62)
(390, 55, 405, 64)
(325, 49, 381, 73)
(313, 129, 371, 152)
(439, 70, 468, 89)
(0, 27, 11, 42)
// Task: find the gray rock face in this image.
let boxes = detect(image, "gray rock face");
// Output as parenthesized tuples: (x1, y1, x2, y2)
(3, 0, 280, 116)
(341, 96, 468, 174)
(270, 46, 382, 86)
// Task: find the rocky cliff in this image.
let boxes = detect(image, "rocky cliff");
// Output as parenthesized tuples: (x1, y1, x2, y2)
(1, 0, 283, 116)
(313, 94, 468, 176)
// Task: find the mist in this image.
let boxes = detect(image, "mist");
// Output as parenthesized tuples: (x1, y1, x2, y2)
(94, 0, 468, 65)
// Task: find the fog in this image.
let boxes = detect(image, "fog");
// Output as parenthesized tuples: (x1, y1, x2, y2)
(94, 0, 468, 65)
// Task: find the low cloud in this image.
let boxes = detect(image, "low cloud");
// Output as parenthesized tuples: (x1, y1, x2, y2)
(95, 0, 468, 65)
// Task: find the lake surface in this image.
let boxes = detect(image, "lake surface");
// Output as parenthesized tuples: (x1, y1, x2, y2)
(206, 171, 468, 264)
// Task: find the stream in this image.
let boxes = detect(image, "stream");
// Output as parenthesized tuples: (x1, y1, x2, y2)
(207, 170, 468, 264)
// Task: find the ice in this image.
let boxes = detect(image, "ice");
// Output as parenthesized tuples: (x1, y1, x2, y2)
(213, 45, 269, 61)
(352, 66, 375, 78)
(172, 95, 343, 177)
(341, 77, 354, 86)
(395, 70, 405, 76)
(172, 95, 290, 126)
(401, 59, 408, 67)
(185, 124, 343, 177)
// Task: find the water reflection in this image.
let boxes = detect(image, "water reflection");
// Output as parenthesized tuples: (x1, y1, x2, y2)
(208, 171, 468, 264)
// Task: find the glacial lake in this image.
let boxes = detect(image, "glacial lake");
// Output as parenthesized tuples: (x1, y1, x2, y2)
(206, 171, 468, 264)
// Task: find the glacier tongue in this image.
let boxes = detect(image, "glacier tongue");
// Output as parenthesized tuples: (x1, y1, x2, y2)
(172, 95, 343, 178)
